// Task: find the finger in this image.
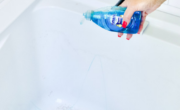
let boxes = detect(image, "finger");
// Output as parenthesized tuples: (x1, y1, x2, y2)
(118, 33, 123, 38)
(137, 12, 148, 34)
(137, 17, 146, 34)
(122, 7, 136, 28)
(137, 23, 144, 34)
(126, 34, 133, 40)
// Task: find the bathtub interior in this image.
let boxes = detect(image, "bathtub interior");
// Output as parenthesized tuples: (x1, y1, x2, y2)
(0, 0, 180, 110)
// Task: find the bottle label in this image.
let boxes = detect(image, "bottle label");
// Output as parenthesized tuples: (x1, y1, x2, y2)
(110, 15, 123, 27)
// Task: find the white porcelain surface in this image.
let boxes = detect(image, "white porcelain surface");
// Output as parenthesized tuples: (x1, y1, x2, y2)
(0, 0, 180, 110)
(169, 0, 180, 8)
(0, 0, 36, 33)
(163, 0, 169, 4)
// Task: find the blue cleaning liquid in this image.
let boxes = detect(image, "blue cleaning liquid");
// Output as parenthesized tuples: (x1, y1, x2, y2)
(83, 6, 142, 34)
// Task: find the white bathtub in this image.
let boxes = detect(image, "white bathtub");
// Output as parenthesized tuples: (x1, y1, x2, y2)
(0, 0, 180, 110)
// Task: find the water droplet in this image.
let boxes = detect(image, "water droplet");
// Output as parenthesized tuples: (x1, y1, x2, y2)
(80, 18, 85, 25)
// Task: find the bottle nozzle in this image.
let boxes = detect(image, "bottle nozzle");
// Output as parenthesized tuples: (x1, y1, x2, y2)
(83, 10, 93, 21)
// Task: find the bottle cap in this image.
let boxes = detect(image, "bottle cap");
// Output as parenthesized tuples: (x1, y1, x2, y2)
(83, 10, 93, 21)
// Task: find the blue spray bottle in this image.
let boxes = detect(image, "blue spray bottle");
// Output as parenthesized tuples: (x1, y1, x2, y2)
(83, 6, 142, 34)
